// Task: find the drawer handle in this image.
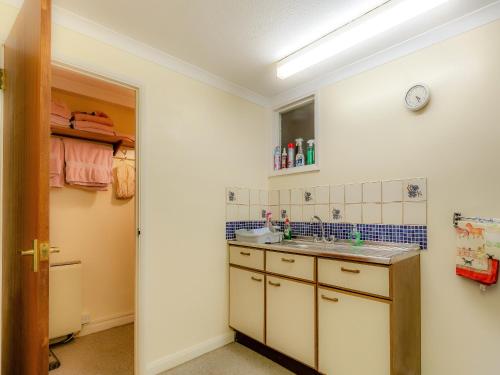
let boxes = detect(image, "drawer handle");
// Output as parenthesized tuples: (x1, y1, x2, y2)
(341, 267, 360, 274)
(240, 251, 251, 256)
(321, 295, 339, 303)
(251, 276, 262, 282)
(268, 281, 281, 287)
(281, 257, 295, 263)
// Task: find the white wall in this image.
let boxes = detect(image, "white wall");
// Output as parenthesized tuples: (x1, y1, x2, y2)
(269, 20, 500, 375)
(0, 2, 269, 374)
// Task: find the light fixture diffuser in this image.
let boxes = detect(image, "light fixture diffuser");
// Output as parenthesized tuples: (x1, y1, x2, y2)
(277, 0, 449, 79)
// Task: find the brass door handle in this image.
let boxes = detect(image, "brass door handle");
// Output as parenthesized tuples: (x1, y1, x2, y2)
(240, 251, 251, 256)
(341, 267, 360, 274)
(281, 258, 295, 263)
(268, 281, 281, 287)
(251, 276, 262, 282)
(21, 239, 39, 272)
(321, 295, 339, 303)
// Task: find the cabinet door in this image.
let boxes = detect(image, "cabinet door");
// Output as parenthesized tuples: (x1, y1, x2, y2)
(229, 266, 264, 343)
(318, 288, 390, 375)
(266, 276, 315, 368)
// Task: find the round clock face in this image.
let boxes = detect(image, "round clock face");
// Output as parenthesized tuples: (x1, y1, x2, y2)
(405, 84, 430, 111)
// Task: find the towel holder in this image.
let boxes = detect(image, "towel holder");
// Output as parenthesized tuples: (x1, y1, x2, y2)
(453, 212, 500, 227)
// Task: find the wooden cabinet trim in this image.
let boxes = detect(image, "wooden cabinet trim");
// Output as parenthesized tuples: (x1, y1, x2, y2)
(318, 285, 392, 304)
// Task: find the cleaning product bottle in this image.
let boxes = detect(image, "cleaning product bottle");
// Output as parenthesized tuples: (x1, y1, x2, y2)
(273, 146, 281, 170)
(281, 147, 287, 169)
(295, 138, 304, 167)
(284, 216, 292, 240)
(350, 224, 363, 246)
(306, 139, 315, 165)
(287, 143, 295, 168)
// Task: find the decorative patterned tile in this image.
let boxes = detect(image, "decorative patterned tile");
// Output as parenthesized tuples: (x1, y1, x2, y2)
(404, 178, 427, 202)
(226, 187, 237, 204)
(303, 187, 315, 205)
(330, 204, 345, 223)
(280, 205, 291, 220)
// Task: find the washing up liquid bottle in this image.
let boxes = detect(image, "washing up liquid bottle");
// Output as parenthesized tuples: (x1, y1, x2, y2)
(306, 139, 315, 165)
(295, 138, 304, 167)
(284, 216, 292, 240)
(350, 224, 363, 246)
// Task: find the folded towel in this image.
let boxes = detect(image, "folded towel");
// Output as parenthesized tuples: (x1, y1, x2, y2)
(51, 114, 70, 128)
(73, 112, 114, 127)
(72, 120, 115, 136)
(63, 138, 113, 190)
(51, 98, 71, 119)
(50, 137, 64, 188)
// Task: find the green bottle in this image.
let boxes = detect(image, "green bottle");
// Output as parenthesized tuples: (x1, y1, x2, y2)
(306, 139, 315, 165)
(284, 217, 292, 240)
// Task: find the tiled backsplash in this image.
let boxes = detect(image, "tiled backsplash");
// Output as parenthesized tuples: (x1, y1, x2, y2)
(225, 178, 428, 248)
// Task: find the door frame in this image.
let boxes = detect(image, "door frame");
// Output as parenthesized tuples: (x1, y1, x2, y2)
(51, 57, 147, 375)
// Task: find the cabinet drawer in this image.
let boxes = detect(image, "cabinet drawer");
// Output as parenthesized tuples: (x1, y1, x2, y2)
(318, 258, 390, 298)
(266, 251, 315, 281)
(229, 246, 264, 271)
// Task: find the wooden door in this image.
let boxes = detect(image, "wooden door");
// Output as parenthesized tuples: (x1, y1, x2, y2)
(229, 266, 264, 343)
(266, 276, 315, 368)
(318, 287, 390, 375)
(2, 0, 51, 374)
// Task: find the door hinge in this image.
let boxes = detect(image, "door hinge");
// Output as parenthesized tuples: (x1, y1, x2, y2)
(0, 69, 4, 91)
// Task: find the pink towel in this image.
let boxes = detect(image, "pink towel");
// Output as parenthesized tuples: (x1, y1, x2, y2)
(51, 114, 70, 128)
(63, 138, 113, 190)
(73, 112, 114, 127)
(72, 120, 115, 136)
(50, 137, 64, 188)
(51, 98, 71, 119)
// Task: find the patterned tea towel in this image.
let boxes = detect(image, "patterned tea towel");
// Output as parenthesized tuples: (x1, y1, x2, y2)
(455, 221, 500, 286)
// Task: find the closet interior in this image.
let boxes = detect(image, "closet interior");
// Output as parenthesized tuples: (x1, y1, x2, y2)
(48, 65, 137, 373)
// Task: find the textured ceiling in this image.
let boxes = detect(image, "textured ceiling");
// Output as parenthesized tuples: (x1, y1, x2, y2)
(52, 0, 497, 97)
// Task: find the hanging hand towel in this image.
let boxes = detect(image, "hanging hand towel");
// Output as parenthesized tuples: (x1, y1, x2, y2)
(455, 221, 500, 286)
(114, 161, 135, 199)
(63, 138, 113, 190)
(50, 137, 64, 188)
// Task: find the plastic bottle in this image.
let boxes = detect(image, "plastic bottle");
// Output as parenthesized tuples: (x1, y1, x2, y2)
(306, 139, 315, 165)
(295, 138, 304, 167)
(281, 148, 287, 169)
(287, 143, 295, 168)
(284, 216, 292, 240)
(273, 146, 281, 170)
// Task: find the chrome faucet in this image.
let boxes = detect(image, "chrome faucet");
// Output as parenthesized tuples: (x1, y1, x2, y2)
(310, 215, 326, 242)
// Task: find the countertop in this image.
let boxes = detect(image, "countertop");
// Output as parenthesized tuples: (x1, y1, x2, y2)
(228, 239, 420, 265)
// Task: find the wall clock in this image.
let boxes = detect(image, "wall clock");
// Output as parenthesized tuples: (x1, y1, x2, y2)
(404, 83, 430, 111)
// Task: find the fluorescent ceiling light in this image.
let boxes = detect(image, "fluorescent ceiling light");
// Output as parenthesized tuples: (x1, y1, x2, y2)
(277, 0, 449, 79)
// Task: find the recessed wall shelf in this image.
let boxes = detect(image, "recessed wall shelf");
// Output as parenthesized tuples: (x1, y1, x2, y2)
(269, 164, 320, 177)
(50, 126, 135, 155)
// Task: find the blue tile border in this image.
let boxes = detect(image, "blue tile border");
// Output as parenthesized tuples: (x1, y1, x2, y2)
(226, 221, 427, 249)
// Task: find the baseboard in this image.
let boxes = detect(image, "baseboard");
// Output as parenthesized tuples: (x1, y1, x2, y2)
(146, 331, 235, 375)
(79, 312, 135, 337)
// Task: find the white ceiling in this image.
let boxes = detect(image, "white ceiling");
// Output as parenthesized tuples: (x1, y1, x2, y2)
(50, 0, 499, 98)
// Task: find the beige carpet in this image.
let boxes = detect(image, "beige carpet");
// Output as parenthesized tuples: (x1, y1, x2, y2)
(50, 324, 134, 375)
(162, 343, 293, 375)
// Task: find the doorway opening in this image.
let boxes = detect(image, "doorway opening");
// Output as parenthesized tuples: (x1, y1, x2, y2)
(47, 64, 138, 375)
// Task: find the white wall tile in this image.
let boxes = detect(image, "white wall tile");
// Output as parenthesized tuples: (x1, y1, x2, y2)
(302, 205, 315, 220)
(250, 205, 261, 221)
(280, 205, 291, 220)
(226, 204, 238, 221)
(303, 187, 315, 205)
(404, 178, 427, 202)
(226, 187, 237, 204)
(290, 205, 303, 222)
(237, 188, 249, 205)
(290, 188, 303, 205)
(315, 204, 330, 222)
(259, 190, 269, 205)
(403, 202, 427, 225)
(382, 203, 403, 225)
(363, 182, 382, 203)
(330, 185, 345, 204)
(345, 183, 362, 204)
(237, 205, 249, 221)
(362, 203, 382, 224)
(269, 205, 280, 221)
(315, 186, 330, 204)
(249, 189, 260, 205)
(382, 180, 403, 202)
(345, 204, 362, 223)
(279, 189, 291, 205)
(269, 190, 280, 206)
(330, 204, 345, 223)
